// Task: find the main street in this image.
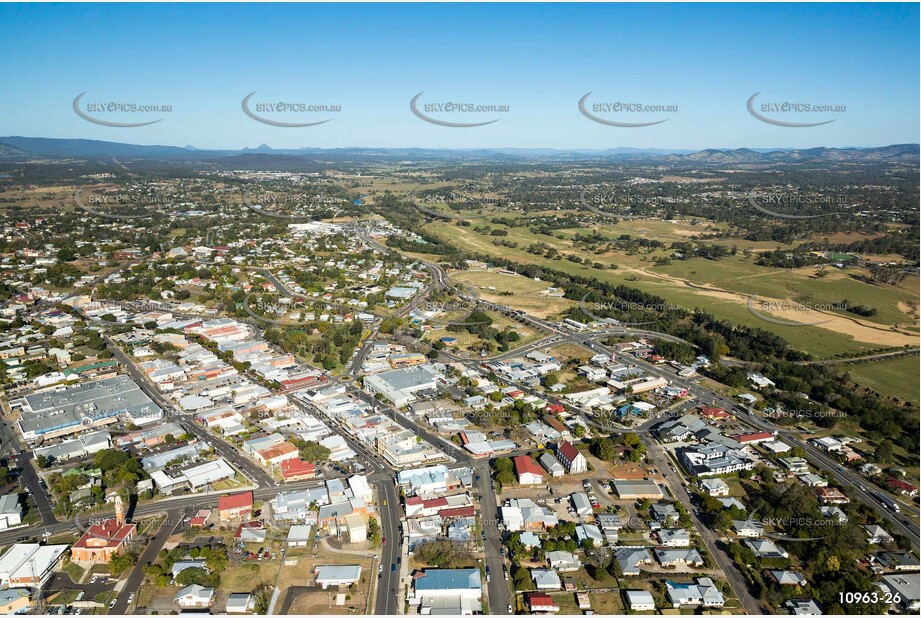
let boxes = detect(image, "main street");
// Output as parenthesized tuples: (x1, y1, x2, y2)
(102, 334, 276, 489)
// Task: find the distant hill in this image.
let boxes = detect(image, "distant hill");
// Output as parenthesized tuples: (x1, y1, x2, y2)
(0, 135, 916, 164)
(668, 144, 919, 164)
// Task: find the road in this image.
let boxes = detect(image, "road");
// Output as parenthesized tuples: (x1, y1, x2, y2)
(110, 509, 185, 614)
(645, 440, 763, 615)
(476, 462, 511, 615)
(102, 334, 276, 489)
(0, 415, 58, 526)
(374, 478, 401, 614)
(584, 335, 921, 551)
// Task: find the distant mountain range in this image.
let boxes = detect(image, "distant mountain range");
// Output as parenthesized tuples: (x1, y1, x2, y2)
(0, 136, 917, 164)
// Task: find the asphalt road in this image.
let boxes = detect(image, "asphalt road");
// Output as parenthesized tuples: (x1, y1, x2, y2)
(110, 508, 185, 614)
(373, 478, 401, 614)
(476, 462, 511, 615)
(103, 334, 276, 489)
(645, 439, 763, 615)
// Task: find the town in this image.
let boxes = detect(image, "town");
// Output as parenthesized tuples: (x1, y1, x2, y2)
(0, 143, 917, 617)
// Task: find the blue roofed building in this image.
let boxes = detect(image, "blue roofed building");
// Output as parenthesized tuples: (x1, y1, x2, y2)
(409, 568, 482, 615)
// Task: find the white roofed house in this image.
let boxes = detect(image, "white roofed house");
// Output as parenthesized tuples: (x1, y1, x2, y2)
(0, 495, 23, 530)
(531, 568, 562, 590)
(654, 549, 704, 568)
(611, 547, 653, 576)
(656, 528, 691, 547)
(665, 578, 725, 608)
(547, 550, 581, 572)
(864, 524, 895, 545)
(744, 539, 789, 559)
(699, 478, 730, 497)
(624, 590, 656, 612)
(314, 565, 362, 589)
(226, 592, 256, 614)
(732, 519, 764, 538)
(174, 584, 215, 609)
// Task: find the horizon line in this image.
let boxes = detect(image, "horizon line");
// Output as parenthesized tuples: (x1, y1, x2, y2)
(2, 135, 919, 154)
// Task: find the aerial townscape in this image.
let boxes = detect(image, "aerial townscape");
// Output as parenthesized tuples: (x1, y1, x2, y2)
(0, 2, 918, 617)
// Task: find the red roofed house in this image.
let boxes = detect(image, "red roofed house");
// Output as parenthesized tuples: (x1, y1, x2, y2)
(525, 592, 560, 613)
(189, 509, 211, 528)
(281, 458, 317, 481)
(514, 455, 545, 485)
(546, 404, 565, 415)
(816, 487, 849, 504)
(71, 498, 136, 564)
(254, 441, 299, 467)
(218, 491, 254, 522)
(700, 406, 730, 420)
(405, 496, 449, 518)
(440, 506, 477, 519)
(544, 416, 571, 438)
(889, 478, 919, 497)
(736, 431, 775, 445)
(556, 441, 587, 474)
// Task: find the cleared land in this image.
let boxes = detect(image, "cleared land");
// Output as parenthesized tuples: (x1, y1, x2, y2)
(846, 355, 920, 406)
(424, 219, 918, 358)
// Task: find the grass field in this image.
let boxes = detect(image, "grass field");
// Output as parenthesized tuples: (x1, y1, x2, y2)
(845, 356, 921, 406)
(450, 269, 574, 318)
(424, 219, 918, 359)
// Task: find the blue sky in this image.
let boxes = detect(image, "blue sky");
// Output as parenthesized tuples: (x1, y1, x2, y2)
(1, 2, 917, 150)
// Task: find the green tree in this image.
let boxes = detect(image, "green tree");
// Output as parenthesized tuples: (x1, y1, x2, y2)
(109, 552, 137, 577)
(368, 516, 382, 548)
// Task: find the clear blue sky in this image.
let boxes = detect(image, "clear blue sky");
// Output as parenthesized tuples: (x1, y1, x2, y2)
(1, 2, 917, 150)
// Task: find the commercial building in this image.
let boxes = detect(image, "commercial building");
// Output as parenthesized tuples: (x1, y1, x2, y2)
(409, 568, 483, 615)
(15, 375, 162, 441)
(363, 365, 441, 407)
(624, 590, 656, 612)
(218, 491, 254, 522)
(514, 455, 545, 485)
(612, 480, 664, 500)
(0, 543, 68, 588)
